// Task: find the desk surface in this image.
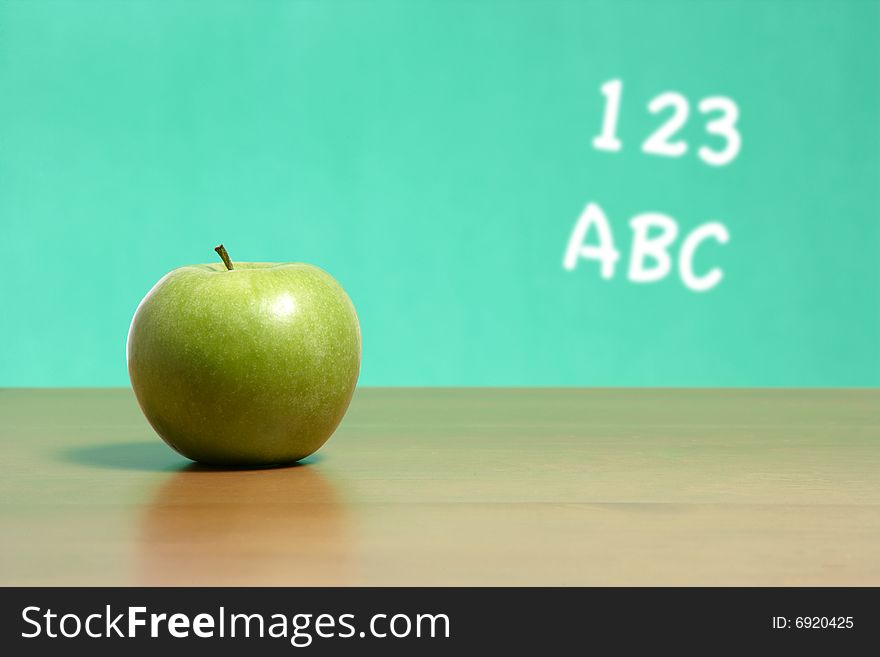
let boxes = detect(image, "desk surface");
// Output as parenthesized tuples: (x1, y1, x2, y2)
(1, 388, 878, 586)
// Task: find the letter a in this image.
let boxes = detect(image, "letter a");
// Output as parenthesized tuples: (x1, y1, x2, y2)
(562, 202, 620, 279)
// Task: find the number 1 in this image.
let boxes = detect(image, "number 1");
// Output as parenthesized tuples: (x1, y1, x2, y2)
(593, 79, 622, 152)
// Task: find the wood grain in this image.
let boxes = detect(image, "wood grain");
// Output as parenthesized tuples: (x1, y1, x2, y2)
(1, 388, 878, 585)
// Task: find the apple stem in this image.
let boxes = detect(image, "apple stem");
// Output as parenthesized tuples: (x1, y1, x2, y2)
(214, 244, 234, 271)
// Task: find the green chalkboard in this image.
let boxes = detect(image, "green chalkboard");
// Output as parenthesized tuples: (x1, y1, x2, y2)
(1, 0, 878, 386)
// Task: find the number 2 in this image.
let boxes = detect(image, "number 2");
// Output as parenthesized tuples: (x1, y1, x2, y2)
(642, 92, 689, 157)
(698, 96, 741, 166)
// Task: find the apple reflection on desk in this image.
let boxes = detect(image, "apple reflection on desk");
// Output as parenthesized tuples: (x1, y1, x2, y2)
(137, 462, 352, 586)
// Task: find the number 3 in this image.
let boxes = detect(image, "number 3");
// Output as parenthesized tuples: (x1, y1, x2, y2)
(698, 96, 740, 166)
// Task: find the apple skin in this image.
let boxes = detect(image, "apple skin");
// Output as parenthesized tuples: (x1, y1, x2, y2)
(127, 262, 361, 466)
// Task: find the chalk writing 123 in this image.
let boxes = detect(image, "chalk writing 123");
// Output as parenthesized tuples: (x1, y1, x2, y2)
(592, 79, 741, 167)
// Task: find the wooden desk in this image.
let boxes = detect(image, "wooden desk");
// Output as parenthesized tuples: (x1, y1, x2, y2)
(1, 388, 878, 586)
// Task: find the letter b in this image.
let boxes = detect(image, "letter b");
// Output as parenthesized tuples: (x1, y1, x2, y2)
(628, 213, 679, 282)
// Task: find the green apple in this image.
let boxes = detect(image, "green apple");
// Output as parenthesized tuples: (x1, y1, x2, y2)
(127, 245, 361, 466)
